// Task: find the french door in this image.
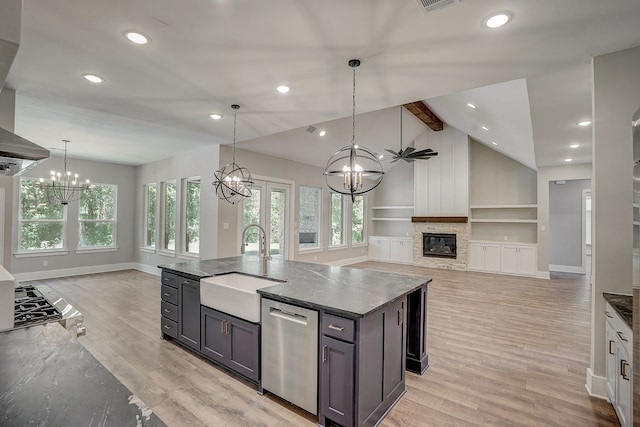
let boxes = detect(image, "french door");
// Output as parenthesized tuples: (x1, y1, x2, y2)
(240, 178, 291, 260)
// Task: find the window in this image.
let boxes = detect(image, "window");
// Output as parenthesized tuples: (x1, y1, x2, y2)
(299, 186, 321, 250)
(162, 181, 176, 251)
(330, 193, 345, 246)
(184, 178, 200, 254)
(144, 183, 156, 248)
(18, 178, 65, 251)
(352, 195, 365, 244)
(79, 184, 116, 248)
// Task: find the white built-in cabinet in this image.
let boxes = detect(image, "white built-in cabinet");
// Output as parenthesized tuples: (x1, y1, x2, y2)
(468, 242, 501, 272)
(369, 206, 414, 265)
(605, 302, 632, 427)
(468, 204, 538, 277)
(368, 236, 412, 265)
(469, 241, 537, 277)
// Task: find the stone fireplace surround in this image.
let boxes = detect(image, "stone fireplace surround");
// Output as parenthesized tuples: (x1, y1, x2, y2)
(412, 217, 469, 271)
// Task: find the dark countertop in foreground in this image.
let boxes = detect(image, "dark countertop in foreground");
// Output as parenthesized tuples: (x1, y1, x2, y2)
(603, 292, 632, 328)
(160, 256, 431, 318)
(0, 323, 166, 427)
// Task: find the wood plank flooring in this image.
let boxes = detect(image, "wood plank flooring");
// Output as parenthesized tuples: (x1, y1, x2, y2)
(27, 263, 619, 426)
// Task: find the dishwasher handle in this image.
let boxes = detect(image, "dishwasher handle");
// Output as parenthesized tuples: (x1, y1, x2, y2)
(268, 307, 308, 326)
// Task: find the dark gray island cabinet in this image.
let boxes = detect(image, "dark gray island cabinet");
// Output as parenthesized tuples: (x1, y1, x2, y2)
(160, 271, 200, 351)
(318, 298, 406, 427)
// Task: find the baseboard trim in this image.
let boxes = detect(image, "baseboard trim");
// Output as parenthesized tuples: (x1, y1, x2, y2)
(537, 271, 551, 280)
(13, 262, 137, 282)
(549, 264, 586, 274)
(585, 368, 608, 401)
(136, 263, 162, 276)
(329, 255, 369, 266)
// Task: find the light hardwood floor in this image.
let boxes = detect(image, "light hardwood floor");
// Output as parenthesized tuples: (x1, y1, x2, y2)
(28, 263, 619, 427)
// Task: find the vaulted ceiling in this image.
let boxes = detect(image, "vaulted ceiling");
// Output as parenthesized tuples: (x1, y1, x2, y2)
(3, 0, 640, 170)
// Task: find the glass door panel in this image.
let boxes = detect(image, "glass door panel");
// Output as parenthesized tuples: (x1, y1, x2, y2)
(240, 179, 290, 259)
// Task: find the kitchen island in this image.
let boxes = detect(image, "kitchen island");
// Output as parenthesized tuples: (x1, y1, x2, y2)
(159, 256, 431, 427)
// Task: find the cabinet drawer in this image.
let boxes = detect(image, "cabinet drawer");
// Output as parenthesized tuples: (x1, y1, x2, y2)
(161, 271, 178, 289)
(322, 313, 355, 343)
(161, 284, 178, 305)
(161, 300, 178, 322)
(161, 316, 178, 339)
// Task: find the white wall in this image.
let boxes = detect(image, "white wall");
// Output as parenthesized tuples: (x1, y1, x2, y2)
(549, 179, 591, 270)
(588, 44, 639, 395)
(414, 125, 468, 216)
(371, 162, 414, 237)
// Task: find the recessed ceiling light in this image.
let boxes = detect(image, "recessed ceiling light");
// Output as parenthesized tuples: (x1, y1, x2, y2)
(484, 13, 512, 29)
(482, 126, 489, 131)
(83, 74, 104, 83)
(277, 85, 290, 94)
(491, 141, 498, 146)
(578, 120, 592, 127)
(209, 113, 222, 120)
(319, 130, 326, 137)
(564, 158, 573, 162)
(467, 103, 476, 109)
(125, 31, 149, 45)
(569, 144, 580, 149)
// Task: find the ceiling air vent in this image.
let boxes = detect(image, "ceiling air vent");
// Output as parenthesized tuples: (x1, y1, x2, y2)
(414, 0, 460, 15)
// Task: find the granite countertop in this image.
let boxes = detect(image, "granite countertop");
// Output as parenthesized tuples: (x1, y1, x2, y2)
(603, 292, 632, 328)
(0, 322, 166, 427)
(160, 256, 431, 318)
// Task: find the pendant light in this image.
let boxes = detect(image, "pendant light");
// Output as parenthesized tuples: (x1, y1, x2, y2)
(213, 104, 254, 204)
(323, 59, 384, 202)
(38, 139, 90, 205)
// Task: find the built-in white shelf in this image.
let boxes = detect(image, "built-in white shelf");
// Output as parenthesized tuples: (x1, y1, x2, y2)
(470, 219, 538, 224)
(470, 204, 537, 209)
(371, 206, 415, 210)
(371, 218, 412, 222)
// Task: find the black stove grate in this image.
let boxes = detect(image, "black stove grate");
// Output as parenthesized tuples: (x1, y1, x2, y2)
(14, 285, 62, 327)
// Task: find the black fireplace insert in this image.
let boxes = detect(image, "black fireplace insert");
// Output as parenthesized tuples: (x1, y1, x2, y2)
(423, 233, 457, 259)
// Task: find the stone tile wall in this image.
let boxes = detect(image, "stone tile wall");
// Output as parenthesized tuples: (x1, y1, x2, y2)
(412, 222, 469, 271)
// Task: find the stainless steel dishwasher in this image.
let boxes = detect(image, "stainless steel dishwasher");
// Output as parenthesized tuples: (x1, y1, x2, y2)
(261, 298, 318, 415)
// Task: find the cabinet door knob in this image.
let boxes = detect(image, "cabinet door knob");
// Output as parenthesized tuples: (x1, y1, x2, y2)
(322, 345, 327, 363)
(609, 340, 615, 355)
(163, 325, 171, 330)
(328, 324, 344, 332)
(163, 293, 171, 297)
(163, 308, 171, 313)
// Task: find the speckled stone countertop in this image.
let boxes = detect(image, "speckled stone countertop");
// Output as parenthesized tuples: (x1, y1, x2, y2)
(0, 322, 165, 427)
(159, 256, 431, 318)
(603, 292, 632, 328)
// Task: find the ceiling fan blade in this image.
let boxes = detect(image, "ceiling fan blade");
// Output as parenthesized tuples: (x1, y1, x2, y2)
(401, 146, 416, 155)
(384, 149, 399, 155)
(410, 149, 438, 157)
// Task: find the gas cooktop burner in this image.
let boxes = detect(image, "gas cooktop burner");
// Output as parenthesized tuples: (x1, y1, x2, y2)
(14, 285, 62, 328)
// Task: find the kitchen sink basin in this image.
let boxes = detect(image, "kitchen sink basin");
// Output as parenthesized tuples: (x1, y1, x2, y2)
(200, 273, 281, 323)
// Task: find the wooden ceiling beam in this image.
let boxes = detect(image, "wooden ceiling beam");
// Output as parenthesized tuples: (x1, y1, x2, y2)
(403, 101, 444, 132)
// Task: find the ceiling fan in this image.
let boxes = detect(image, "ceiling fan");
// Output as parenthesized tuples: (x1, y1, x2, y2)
(384, 106, 438, 163)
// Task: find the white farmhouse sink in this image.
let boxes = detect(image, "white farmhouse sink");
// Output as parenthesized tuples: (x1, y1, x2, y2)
(200, 273, 281, 323)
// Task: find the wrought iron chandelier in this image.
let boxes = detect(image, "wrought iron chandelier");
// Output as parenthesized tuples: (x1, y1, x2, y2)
(39, 139, 90, 205)
(323, 59, 384, 202)
(213, 104, 254, 204)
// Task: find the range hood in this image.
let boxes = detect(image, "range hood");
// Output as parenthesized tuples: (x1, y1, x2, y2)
(0, 126, 49, 176)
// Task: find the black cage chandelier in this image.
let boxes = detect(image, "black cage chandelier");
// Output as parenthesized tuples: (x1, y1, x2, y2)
(323, 59, 384, 201)
(213, 104, 254, 204)
(38, 139, 90, 205)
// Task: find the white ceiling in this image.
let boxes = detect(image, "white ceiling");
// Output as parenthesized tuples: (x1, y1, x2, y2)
(3, 0, 640, 169)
